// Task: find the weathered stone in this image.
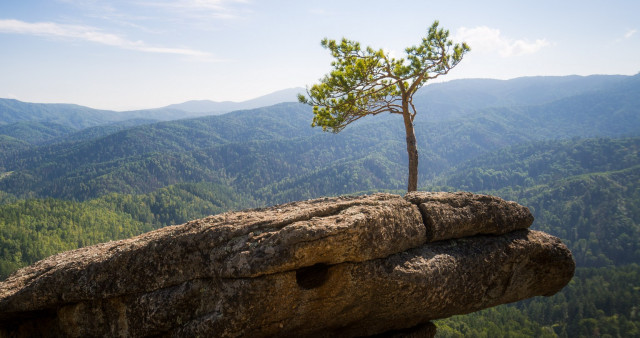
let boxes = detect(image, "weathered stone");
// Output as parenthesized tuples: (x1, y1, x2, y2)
(405, 191, 534, 241)
(0, 192, 575, 337)
(0, 194, 424, 314)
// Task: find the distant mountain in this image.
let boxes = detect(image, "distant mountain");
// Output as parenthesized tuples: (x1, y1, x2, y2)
(162, 87, 304, 114)
(1, 74, 638, 200)
(164, 88, 305, 115)
(0, 88, 304, 142)
(0, 98, 184, 130)
(1, 71, 638, 202)
(1, 75, 633, 143)
(0, 99, 116, 129)
(0, 121, 76, 145)
(44, 118, 159, 145)
(479, 74, 640, 138)
(1, 75, 639, 337)
(413, 74, 628, 122)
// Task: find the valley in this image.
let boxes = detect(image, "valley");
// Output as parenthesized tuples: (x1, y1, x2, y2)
(1, 74, 639, 336)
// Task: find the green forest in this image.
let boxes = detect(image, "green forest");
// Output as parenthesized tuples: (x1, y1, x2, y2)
(430, 137, 640, 337)
(1, 74, 639, 336)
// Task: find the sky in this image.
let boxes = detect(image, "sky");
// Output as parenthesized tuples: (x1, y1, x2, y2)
(1, 0, 639, 111)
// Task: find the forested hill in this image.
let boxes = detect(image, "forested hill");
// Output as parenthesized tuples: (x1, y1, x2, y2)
(1, 137, 638, 336)
(1, 74, 634, 145)
(412, 74, 628, 122)
(162, 87, 302, 114)
(1, 74, 639, 335)
(436, 137, 640, 192)
(0, 99, 115, 129)
(1, 74, 638, 203)
(431, 137, 640, 337)
(432, 137, 640, 267)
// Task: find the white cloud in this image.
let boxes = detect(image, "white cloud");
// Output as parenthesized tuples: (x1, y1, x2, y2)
(454, 26, 549, 58)
(0, 19, 216, 60)
(143, 0, 249, 19)
(613, 29, 637, 43)
(624, 29, 637, 39)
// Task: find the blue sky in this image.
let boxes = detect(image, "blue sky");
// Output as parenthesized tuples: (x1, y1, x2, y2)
(1, 0, 638, 110)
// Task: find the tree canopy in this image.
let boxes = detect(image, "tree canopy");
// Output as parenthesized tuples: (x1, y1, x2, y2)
(299, 20, 470, 191)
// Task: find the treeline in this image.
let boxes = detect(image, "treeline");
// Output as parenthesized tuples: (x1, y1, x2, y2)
(2, 76, 639, 203)
(437, 137, 640, 192)
(436, 265, 640, 337)
(0, 182, 254, 278)
(0, 122, 409, 202)
(1, 75, 640, 336)
(517, 166, 640, 267)
(2, 136, 638, 338)
(431, 137, 640, 337)
(432, 138, 640, 268)
(0, 198, 152, 277)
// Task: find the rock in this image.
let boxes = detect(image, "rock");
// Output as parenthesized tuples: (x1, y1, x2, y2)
(0, 192, 575, 337)
(405, 191, 534, 241)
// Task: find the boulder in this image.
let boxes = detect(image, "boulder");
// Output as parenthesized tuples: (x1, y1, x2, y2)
(0, 192, 575, 337)
(405, 191, 534, 241)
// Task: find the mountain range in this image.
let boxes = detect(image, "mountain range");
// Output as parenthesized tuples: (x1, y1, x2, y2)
(0, 74, 639, 336)
(0, 87, 303, 135)
(162, 87, 302, 114)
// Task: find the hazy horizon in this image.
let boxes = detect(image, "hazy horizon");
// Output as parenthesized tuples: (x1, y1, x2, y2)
(2, 73, 637, 112)
(2, 0, 639, 110)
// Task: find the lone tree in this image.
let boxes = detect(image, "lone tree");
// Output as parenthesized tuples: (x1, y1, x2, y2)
(298, 21, 470, 192)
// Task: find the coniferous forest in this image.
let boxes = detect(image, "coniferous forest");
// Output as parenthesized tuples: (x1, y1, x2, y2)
(1, 74, 639, 336)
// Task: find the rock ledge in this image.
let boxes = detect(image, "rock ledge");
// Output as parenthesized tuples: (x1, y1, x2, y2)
(0, 192, 575, 337)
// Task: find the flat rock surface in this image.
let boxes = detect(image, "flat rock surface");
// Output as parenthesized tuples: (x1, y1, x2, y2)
(405, 191, 534, 241)
(0, 192, 575, 337)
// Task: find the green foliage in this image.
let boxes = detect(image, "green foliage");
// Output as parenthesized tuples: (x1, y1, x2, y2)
(0, 98, 113, 129)
(300, 21, 470, 132)
(0, 182, 252, 279)
(439, 138, 640, 192)
(2, 73, 639, 202)
(0, 135, 31, 172)
(436, 265, 640, 337)
(256, 153, 405, 204)
(0, 121, 75, 145)
(517, 166, 640, 267)
(1, 75, 640, 335)
(436, 306, 555, 337)
(99, 182, 255, 227)
(300, 21, 470, 191)
(434, 137, 640, 268)
(0, 198, 152, 278)
(0, 191, 16, 205)
(432, 137, 640, 337)
(0, 103, 319, 200)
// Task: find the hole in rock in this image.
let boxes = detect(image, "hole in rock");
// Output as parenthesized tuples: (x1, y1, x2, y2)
(296, 263, 329, 289)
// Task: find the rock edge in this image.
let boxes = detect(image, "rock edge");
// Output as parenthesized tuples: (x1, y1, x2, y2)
(0, 192, 575, 337)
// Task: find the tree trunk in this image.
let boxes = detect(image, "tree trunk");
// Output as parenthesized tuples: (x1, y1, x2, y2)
(402, 112, 419, 192)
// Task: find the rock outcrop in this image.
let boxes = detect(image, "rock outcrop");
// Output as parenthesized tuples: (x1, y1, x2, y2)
(0, 192, 575, 337)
